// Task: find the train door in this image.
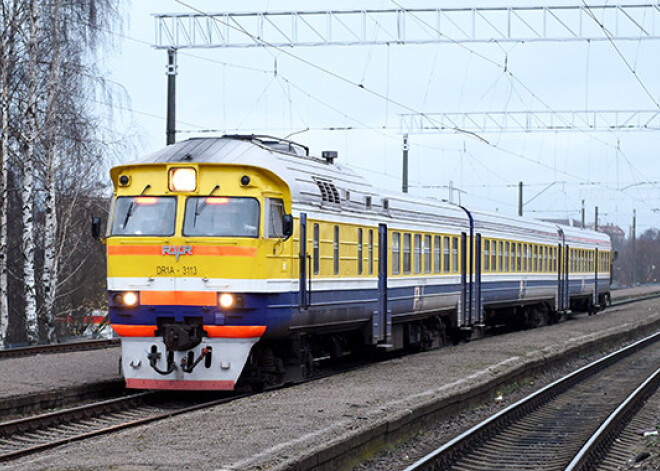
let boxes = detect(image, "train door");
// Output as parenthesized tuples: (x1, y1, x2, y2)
(372, 223, 391, 345)
(557, 229, 570, 312)
(557, 243, 563, 311)
(560, 243, 570, 311)
(593, 248, 599, 309)
(298, 213, 309, 310)
(474, 233, 483, 325)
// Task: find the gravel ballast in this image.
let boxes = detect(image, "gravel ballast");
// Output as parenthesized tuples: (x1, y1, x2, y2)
(0, 294, 657, 470)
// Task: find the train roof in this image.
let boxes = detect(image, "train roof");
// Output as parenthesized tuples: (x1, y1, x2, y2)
(131, 136, 610, 248)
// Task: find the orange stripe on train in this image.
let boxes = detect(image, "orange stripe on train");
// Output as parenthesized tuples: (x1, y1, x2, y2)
(107, 245, 256, 257)
(140, 290, 217, 306)
(111, 324, 266, 338)
(111, 325, 157, 337)
(204, 325, 267, 338)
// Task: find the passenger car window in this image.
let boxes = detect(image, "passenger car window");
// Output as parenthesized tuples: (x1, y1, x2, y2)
(392, 232, 400, 275)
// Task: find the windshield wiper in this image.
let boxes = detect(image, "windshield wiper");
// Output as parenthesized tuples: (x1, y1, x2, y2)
(194, 185, 220, 225)
(122, 184, 151, 229)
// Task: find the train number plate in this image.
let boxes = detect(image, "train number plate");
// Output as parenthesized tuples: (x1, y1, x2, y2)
(155, 265, 198, 276)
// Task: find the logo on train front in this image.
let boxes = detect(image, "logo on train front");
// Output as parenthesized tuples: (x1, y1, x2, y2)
(161, 245, 193, 261)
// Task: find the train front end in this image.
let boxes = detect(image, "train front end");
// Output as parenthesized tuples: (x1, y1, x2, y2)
(104, 161, 293, 390)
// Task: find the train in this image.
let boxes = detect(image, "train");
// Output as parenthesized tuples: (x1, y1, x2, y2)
(92, 135, 612, 391)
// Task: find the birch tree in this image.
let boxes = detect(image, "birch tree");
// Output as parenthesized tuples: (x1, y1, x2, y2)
(22, 0, 40, 345)
(0, 0, 20, 347)
(41, 0, 61, 343)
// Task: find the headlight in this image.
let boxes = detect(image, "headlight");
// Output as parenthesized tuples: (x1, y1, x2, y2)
(218, 293, 245, 309)
(169, 167, 197, 192)
(123, 292, 139, 306)
(111, 291, 139, 307)
(219, 293, 234, 309)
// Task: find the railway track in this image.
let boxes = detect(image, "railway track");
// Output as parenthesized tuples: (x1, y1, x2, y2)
(1, 290, 658, 465)
(403, 331, 660, 471)
(0, 390, 240, 463)
(0, 338, 119, 359)
(595, 381, 660, 470)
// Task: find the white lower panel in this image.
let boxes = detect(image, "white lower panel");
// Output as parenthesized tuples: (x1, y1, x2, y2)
(121, 336, 258, 390)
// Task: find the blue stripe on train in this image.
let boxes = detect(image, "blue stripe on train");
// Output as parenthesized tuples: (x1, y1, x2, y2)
(108, 277, 609, 332)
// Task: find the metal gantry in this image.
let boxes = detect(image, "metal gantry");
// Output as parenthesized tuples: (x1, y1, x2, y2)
(155, 4, 660, 49)
(399, 110, 660, 133)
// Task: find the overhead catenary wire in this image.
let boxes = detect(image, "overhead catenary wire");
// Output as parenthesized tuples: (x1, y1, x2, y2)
(171, 0, 640, 189)
(173, 0, 489, 145)
(81, 3, 660, 223)
(582, 0, 660, 110)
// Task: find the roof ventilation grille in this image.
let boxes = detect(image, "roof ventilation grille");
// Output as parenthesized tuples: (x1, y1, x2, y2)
(314, 178, 341, 204)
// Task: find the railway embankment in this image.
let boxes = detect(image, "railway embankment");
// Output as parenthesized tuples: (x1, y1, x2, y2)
(2, 290, 659, 470)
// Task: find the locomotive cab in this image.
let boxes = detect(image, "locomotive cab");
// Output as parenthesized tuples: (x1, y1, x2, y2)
(105, 160, 296, 390)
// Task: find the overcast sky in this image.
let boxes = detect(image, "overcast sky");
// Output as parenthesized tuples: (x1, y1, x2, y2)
(106, 1, 660, 234)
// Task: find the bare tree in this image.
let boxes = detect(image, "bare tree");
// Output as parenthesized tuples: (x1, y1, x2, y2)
(0, 0, 21, 346)
(0, 0, 122, 346)
(21, 0, 40, 345)
(41, 0, 61, 343)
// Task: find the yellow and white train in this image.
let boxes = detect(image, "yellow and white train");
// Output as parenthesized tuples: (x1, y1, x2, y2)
(94, 135, 612, 390)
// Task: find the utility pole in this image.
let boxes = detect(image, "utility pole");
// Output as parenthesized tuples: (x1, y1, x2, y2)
(518, 182, 523, 217)
(632, 209, 637, 286)
(166, 48, 177, 146)
(594, 206, 598, 231)
(581, 200, 585, 229)
(402, 133, 409, 193)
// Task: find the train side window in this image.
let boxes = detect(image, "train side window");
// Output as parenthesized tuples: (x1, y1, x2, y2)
(368, 229, 374, 275)
(510, 243, 514, 272)
(403, 233, 412, 274)
(522, 244, 527, 272)
(434, 235, 441, 273)
(443, 236, 450, 272)
(484, 239, 490, 272)
(511, 242, 516, 272)
(586, 251, 589, 272)
(580, 250, 584, 272)
(265, 198, 285, 238)
(392, 232, 400, 275)
(334, 225, 339, 275)
(424, 235, 431, 274)
(577, 250, 581, 272)
(517, 243, 522, 272)
(498, 241, 503, 272)
(357, 228, 363, 275)
(540, 246, 545, 272)
(505, 242, 510, 272)
(452, 237, 459, 273)
(414, 234, 422, 274)
(584, 250, 591, 271)
(533, 245, 537, 272)
(313, 223, 320, 275)
(491, 240, 497, 272)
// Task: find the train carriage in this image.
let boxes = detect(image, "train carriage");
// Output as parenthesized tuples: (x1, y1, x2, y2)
(95, 135, 612, 391)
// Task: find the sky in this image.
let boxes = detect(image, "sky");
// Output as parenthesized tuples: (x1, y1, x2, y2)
(105, 1, 660, 235)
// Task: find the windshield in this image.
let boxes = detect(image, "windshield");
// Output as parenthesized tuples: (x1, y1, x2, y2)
(110, 196, 176, 236)
(183, 197, 259, 237)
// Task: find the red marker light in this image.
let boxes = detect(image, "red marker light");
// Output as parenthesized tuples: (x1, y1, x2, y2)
(206, 197, 229, 205)
(135, 197, 157, 205)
